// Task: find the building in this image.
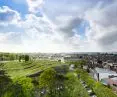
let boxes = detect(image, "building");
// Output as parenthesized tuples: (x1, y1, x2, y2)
(69, 64, 75, 71)
(91, 67, 117, 92)
(61, 56, 82, 63)
(93, 68, 117, 81)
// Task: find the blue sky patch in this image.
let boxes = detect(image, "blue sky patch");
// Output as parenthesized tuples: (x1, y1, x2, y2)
(76, 20, 90, 39)
(0, 0, 28, 18)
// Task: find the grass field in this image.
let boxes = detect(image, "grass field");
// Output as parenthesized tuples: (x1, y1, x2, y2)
(1, 60, 63, 79)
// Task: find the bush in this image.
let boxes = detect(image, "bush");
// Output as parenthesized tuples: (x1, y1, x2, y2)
(63, 73, 89, 97)
(12, 77, 34, 97)
(39, 68, 57, 89)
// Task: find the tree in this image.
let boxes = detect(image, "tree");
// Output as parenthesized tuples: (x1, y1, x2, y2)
(63, 73, 89, 97)
(24, 55, 29, 62)
(2, 77, 34, 97)
(68, 60, 87, 69)
(39, 68, 57, 96)
(13, 77, 34, 97)
(19, 56, 22, 62)
(0, 70, 12, 97)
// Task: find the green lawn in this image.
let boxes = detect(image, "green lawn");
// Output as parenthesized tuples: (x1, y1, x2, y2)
(1, 60, 62, 79)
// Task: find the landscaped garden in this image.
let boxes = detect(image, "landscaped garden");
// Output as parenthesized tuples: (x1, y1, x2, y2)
(0, 59, 117, 97)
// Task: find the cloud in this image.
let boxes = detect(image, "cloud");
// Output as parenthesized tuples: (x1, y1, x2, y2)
(0, 12, 85, 52)
(20, 14, 69, 52)
(85, 0, 117, 51)
(0, 6, 21, 25)
(26, 0, 44, 13)
(0, 32, 22, 44)
(0, 0, 117, 52)
(55, 16, 84, 38)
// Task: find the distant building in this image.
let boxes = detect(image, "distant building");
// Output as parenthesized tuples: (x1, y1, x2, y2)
(93, 68, 117, 81)
(91, 67, 117, 92)
(69, 64, 75, 71)
(49, 55, 63, 62)
(61, 56, 82, 63)
(107, 63, 117, 72)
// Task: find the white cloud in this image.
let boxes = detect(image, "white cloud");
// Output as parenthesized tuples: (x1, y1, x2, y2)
(26, 0, 44, 13)
(85, 0, 117, 51)
(0, 32, 22, 44)
(0, 0, 117, 52)
(0, 12, 86, 53)
(0, 6, 21, 25)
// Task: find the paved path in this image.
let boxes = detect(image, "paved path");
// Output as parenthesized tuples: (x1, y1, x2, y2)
(0, 61, 10, 63)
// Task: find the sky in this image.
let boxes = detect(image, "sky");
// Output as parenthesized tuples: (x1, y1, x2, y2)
(0, 0, 117, 53)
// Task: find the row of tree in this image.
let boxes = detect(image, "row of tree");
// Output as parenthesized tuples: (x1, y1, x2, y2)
(0, 53, 30, 62)
(19, 55, 30, 62)
(0, 53, 19, 61)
